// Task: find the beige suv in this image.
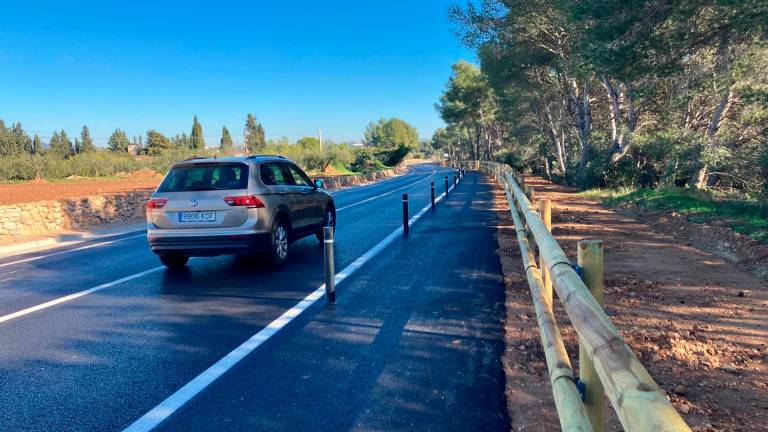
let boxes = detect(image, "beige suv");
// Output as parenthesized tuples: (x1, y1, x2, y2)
(146, 155, 335, 268)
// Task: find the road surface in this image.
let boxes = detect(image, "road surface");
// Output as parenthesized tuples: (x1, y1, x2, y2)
(0, 164, 509, 431)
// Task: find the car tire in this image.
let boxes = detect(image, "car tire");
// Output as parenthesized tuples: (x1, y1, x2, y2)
(270, 218, 290, 265)
(159, 255, 189, 269)
(315, 207, 335, 242)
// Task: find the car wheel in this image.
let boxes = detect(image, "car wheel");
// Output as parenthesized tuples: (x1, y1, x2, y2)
(315, 208, 335, 242)
(270, 219, 290, 264)
(159, 255, 189, 269)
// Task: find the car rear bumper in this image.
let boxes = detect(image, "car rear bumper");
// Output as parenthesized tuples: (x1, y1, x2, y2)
(148, 233, 271, 256)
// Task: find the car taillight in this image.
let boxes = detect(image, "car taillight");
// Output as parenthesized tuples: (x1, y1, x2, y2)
(223, 195, 265, 208)
(146, 198, 168, 209)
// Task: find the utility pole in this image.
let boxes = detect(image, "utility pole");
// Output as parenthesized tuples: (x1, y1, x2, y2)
(318, 129, 323, 153)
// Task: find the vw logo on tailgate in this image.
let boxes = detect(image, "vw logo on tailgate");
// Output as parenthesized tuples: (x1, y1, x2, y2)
(190, 198, 199, 207)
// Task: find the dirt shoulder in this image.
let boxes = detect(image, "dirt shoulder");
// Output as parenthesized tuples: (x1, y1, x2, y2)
(495, 176, 768, 431)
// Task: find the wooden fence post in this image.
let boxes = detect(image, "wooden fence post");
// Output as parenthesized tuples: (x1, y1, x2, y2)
(524, 187, 536, 257)
(578, 240, 606, 432)
(539, 199, 553, 305)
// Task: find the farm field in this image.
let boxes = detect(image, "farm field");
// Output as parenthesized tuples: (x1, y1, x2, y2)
(0, 170, 162, 205)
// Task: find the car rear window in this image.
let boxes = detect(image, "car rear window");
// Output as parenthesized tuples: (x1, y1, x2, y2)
(158, 163, 249, 192)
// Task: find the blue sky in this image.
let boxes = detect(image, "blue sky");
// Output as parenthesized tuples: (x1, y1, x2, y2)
(0, 1, 474, 146)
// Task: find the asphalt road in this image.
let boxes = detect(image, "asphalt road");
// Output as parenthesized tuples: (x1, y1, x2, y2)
(0, 164, 508, 431)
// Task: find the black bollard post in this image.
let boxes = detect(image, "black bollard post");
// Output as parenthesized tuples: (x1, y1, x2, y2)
(323, 226, 335, 304)
(402, 193, 409, 235)
(430, 182, 435, 211)
(445, 175, 449, 197)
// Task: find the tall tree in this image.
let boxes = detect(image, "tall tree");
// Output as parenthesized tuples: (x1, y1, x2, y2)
(364, 118, 419, 150)
(190, 115, 205, 150)
(244, 114, 266, 153)
(172, 133, 191, 149)
(0, 120, 33, 155)
(447, 0, 768, 191)
(436, 61, 500, 161)
(108, 129, 131, 152)
(32, 134, 42, 154)
(80, 125, 96, 153)
(219, 126, 234, 153)
(145, 130, 173, 155)
(49, 129, 74, 158)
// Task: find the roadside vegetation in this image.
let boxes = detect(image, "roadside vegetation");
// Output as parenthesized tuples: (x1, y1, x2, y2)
(0, 115, 430, 182)
(437, 1, 767, 240)
(439, 1, 767, 194)
(584, 187, 768, 243)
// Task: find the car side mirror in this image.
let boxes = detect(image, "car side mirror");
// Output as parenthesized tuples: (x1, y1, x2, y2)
(314, 179, 324, 189)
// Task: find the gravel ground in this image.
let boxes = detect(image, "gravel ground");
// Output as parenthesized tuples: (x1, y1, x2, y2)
(493, 177, 767, 432)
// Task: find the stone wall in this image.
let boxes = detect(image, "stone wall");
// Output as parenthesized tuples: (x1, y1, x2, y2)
(318, 165, 405, 189)
(0, 190, 152, 244)
(0, 165, 406, 245)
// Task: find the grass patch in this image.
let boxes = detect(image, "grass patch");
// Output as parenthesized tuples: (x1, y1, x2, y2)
(582, 186, 768, 243)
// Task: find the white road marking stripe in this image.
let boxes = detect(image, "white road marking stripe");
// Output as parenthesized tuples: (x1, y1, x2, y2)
(0, 168, 453, 325)
(0, 167, 433, 268)
(122, 175, 459, 432)
(0, 233, 147, 269)
(0, 266, 164, 324)
(336, 170, 437, 212)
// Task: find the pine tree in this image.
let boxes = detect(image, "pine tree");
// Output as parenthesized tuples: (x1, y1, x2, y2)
(244, 113, 266, 154)
(80, 125, 96, 153)
(32, 135, 42, 154)
(190, 115, 205, 150)
(11, 122, 32, 154)
(49, 129, 73, 158)
(74, 138, 81, 154)
(108, 129, 131, 152)
(145, 130, 173, 155)
(220, 126, 234, 153)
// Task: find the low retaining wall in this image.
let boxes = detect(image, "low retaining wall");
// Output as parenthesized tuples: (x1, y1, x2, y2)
(0, 190, 152, 244)
(0, 165, 406, 245)
(318, 165, 405, 189)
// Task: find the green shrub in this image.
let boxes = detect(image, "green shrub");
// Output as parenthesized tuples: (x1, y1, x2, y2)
(586, 186, 768, 243)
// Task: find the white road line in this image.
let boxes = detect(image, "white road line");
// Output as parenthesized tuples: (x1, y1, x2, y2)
(0, 166, 436, 268)
(122, 177, 459, 432)
(0, 266, 164, 324)
(336, 170, 438, 212)
(0, 233, 147, 269)
(0, 167, 453, 325)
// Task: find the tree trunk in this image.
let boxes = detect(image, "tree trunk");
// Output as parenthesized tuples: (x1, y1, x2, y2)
(474, 125, 482, 161)
(691, 165, 708, 189)
(690, 89, 733, 189)
(601, 75, 622, 154)
(575, 77, 592, 186)
(602, 76, 638, 163)
(543, 103, 567, 177)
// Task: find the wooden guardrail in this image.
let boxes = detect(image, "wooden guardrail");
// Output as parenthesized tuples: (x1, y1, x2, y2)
(470, 161, 691, 432)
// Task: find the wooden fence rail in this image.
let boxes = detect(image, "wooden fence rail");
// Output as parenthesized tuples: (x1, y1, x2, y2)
(471, 161, 691, 432)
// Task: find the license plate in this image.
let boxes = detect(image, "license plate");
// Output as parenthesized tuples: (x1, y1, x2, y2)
(178, 211, 216, 223)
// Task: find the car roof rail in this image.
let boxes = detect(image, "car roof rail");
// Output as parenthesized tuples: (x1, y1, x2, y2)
(182, 156, 210, 162)
(246, 154, 286, 159)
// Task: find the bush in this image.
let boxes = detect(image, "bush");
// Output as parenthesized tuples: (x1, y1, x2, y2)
(376, 144, 410, 167)
(0, 140, 397, 183)
(0, 155, 36, 181)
